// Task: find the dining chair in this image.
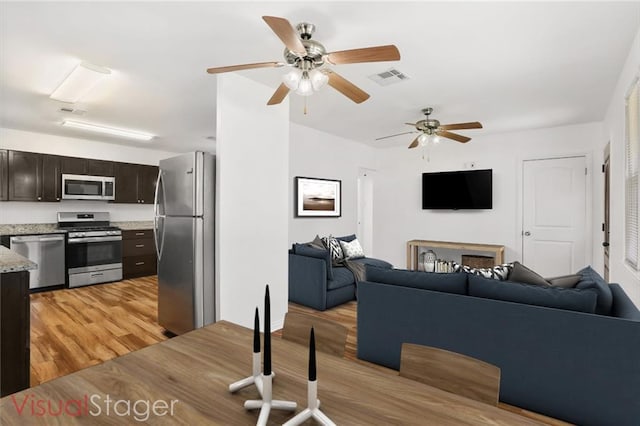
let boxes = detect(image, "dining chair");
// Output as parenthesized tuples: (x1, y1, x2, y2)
(399, 343, 501, 406)
(282, 312, 349, 357)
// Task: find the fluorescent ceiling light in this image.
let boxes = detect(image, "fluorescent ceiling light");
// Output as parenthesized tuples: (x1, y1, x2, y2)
(50, 62, 111, 103)
(62, 120, 154, 141)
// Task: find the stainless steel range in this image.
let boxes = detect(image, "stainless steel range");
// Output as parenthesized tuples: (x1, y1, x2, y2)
(58, 212, 123, 288)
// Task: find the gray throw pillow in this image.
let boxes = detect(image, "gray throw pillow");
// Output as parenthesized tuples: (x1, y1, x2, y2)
(545, 274, 582, 288)
(307, 235, 326, 250)
(508, 262, 550, 287)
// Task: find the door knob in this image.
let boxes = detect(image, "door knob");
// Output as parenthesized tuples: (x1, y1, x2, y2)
(524, 231, 531, 236)
(602, 242, 610, 247)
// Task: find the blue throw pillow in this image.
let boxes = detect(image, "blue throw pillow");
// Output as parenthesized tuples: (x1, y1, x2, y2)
(576, 266, 613, 315)
(366, 266, 467, 295)
(468, 274, 597, 313)
(336, 234, 357, 243)
(293, 244, 333, 280)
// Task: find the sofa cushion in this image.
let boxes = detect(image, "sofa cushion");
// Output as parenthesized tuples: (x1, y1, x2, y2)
(545, 274, 582, 288)
(293, 244, 333, 280)
(327, 267, 355, 290)
(576, 266, 613, 315)
(336, 234, 356, 242)
(339, 238, 365, 259)
(352, 257, 393, 269)
(508, 261, 550, 287)
(366, 266, 467, 295)
(468, 274, 597, 313)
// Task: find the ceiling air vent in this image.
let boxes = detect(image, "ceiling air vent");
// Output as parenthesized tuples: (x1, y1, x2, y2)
(368, 68, 409, 86)
(59, 107, 86, 115)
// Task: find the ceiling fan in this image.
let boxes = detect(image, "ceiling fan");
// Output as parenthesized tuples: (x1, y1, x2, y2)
(206, 16, 400, 105)
(376, 107, 483, 148)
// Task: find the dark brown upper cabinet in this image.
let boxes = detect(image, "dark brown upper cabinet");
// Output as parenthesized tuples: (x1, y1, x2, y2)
(60, 156, 87, 175)
(114, 163, 158, 204)
(87, 159, 114, 177)
(114, 162, 139, 203)
(7, 151, 62, 202)
(0, 150, 7, 201)
(41, 155, 62, 202)
(3, 150, 157, 204)
(8, 151, 41, 201)
(139, 165, 159, 204)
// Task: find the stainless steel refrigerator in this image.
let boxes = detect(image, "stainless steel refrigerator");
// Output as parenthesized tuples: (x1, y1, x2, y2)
(154, 152, 215, 335)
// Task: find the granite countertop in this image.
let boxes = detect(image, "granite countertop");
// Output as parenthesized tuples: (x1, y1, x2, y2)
(0, 221, 155, 235)
(0, 246, 37, 273)
(0, 223, 66, 236)
(113, 221, 155, 230)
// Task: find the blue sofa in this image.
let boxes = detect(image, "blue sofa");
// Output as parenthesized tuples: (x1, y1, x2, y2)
(357, 266, 640, 426)
(288, 237, 392, 311)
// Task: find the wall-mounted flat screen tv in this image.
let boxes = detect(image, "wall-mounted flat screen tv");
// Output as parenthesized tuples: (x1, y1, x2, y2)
(422, 169, 493, 210)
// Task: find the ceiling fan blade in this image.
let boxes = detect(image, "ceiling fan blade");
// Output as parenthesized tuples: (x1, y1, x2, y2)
(404, 122, 419, 127)
(375, 131, 416, 141)
(207, 62, 282, 74)
(436, 130, 471, 143)
(439, 121, 483, 131)
(326, 71, 370, 104)
(262, 16, 307, 57)
(267, 83, 290, 105)
(408, 136, 420, 149)
(326, 45, 400, 65)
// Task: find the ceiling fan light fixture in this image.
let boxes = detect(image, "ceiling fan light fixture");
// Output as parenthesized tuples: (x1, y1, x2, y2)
(309, 68, 328, 91)
(432, 135, 441, 144)
(418, 133, 429, 146)
(295, 71, 314, 96)
(283, 68, 303, 90)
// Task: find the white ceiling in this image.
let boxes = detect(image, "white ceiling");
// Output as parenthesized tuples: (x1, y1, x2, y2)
(1, 2, 638, 152)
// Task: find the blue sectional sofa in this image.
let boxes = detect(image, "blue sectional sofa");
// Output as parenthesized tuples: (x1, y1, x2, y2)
(357, 266, 640, 426)
(288, 237, 392, 311)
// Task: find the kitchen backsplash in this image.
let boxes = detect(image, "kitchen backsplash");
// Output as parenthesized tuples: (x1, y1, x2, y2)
(0, 201, 154, 224)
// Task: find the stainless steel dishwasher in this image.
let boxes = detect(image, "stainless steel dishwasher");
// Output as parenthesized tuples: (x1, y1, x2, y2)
(10, 234, 66, 290)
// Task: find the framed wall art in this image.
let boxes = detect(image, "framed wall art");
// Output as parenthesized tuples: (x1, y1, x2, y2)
(295, 177, 341, 217)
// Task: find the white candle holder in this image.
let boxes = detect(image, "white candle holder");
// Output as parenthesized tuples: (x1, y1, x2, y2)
(228, 352, 267, 396)
(283, 379, 335, 426)
(244, 373, 297, 426)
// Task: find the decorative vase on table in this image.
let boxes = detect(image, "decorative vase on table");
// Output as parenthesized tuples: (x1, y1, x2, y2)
(423, 250, 437, 272)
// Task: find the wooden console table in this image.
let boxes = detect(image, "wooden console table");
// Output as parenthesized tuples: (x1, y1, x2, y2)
(407, 239, 505, 270)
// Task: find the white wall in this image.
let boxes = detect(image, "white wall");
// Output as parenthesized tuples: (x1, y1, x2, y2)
(216, 74, 289, 330)
(373, 122, 602, 268)
(600, 27, 640, 306)
(288, 123, 375, 247)
(0, 127, 179, 223)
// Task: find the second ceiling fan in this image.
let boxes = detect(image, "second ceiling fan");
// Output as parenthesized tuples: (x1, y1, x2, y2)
(206, 16, 400, 105)
(377, 107, 483, 148)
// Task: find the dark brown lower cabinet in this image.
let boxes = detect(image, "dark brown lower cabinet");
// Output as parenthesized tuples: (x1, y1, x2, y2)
(0, 271, 30, 397)
(122, 230, 157, 279)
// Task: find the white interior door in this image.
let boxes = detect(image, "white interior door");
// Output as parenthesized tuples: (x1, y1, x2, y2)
(522, 156, 587, 276)
(357, 169, 374, 256)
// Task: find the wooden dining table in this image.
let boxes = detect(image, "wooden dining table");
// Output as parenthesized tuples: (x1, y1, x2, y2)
(0, 320, 542, 425)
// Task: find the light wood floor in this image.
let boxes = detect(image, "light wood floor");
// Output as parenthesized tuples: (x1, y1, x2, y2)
(30, 276, 167, 386)
(30, 277, 569, 425)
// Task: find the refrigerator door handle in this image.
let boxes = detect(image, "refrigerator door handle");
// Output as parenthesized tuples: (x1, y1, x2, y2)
(154, 170, 166, 260)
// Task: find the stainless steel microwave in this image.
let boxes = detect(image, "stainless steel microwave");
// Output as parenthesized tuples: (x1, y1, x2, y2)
(62, 174, 115, 201)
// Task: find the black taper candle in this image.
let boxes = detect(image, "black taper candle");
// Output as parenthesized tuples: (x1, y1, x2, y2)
(264, 285, 271, 375)
(309, 327, 317, 381)
(253, 307, 260, 353)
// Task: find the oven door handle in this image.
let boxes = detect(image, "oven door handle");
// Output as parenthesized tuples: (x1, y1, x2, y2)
(68, 236, 123, 244)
